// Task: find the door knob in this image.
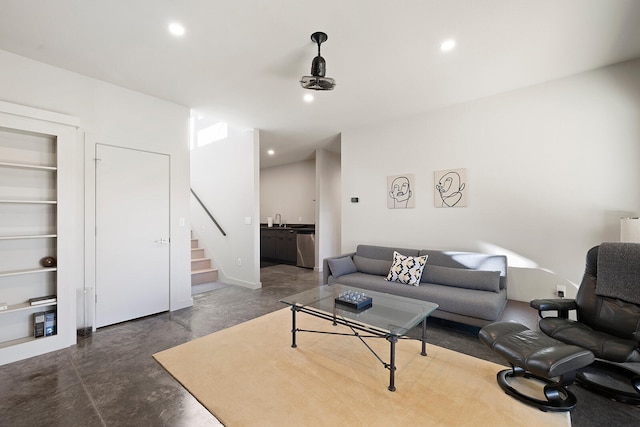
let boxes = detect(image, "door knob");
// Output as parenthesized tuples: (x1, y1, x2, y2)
(154, 238, 170, 244)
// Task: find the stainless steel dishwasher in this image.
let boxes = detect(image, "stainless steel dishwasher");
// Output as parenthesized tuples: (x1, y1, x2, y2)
(296, 232, 315, 268)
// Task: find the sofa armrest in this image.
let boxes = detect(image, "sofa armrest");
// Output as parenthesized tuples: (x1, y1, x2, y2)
(530, 298, 577, 319)
(322, 252, 356, 284)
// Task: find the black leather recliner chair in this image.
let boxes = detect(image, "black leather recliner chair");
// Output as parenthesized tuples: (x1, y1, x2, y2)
(531, 243, 640, 403)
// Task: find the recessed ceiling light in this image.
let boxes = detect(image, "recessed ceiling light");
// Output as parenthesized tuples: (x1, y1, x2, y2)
(267, 149, 275, 155)
(440, 39, 456, 52)
(169, 22, 186, 37)
(303, 94, 314, 103)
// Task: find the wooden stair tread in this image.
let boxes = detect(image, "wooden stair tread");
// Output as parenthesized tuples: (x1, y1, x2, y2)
(191, 267, 218, 285)
(191, 268, 218, 274)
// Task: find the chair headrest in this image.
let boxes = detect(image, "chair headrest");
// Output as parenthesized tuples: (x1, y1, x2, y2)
(595, 242, 640, 305)
(585, 245, 598, 277)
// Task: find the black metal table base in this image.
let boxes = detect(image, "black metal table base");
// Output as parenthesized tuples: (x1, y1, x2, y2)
(289, 305, 428, 392)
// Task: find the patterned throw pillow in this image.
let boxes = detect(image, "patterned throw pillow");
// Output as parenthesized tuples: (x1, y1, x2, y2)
(385, 251, 428, 286)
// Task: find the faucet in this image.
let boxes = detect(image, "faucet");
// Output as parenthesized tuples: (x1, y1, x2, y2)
(274, 213, 282, 227)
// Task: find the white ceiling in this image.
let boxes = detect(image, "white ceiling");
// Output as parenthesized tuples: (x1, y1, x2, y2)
(1, 0, 640, 168)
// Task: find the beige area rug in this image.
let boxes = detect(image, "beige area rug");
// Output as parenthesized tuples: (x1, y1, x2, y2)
(154, 308, 570, 427)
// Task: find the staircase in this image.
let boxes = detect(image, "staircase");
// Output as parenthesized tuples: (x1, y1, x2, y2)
(191, 235, 218, 285)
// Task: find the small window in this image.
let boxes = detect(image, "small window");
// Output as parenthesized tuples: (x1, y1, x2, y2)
(190, 113, 228, 151)
(198, 122, 228, 147)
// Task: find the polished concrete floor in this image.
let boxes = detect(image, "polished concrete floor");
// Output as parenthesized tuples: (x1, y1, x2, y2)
(1, 264, 639, 426)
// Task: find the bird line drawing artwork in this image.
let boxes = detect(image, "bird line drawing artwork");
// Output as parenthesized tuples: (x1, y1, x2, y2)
(435, 169, 467, 207)
(387, 174, 415, 209)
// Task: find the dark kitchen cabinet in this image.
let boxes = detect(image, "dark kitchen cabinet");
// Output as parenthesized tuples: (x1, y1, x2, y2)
(260, 229, 277, 259)
(261, 228, 297, 264)
(276, 230, 297, 263)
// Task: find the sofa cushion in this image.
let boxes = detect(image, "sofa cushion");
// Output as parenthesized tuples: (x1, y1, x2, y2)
(422, 265, 501, 292)
(385, 251, 428, 286)
(353, 255, 392, 276)
(327, 272, 390, 288)
(421, 283, 507, 321)
(327, 256, 358, 278)
(418, 250, 507, 289)
(356, 245, 420, 260)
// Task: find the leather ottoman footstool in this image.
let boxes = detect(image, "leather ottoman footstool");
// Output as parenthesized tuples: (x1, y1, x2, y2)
(479, 321, 595, 412)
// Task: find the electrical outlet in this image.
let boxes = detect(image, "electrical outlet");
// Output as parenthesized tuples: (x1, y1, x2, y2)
(556, 285, 566, 298)
(237, 258, 242, 266)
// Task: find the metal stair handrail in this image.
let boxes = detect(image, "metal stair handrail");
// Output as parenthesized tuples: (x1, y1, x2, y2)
(190, 188, 227, 237)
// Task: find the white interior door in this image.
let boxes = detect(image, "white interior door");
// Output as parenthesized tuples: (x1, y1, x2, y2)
(95, 144, 170, 327)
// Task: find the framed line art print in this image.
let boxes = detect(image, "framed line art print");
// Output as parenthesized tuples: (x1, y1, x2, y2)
(387, 174, 415, 209)
(434, 169, 467, 207)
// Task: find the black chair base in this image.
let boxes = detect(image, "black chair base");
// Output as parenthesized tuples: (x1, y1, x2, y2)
(497, 368, 578, 412)
(576, 360, 640, 404)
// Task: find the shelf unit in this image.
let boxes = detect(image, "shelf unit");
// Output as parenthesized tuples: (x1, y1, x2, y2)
(0, 100, 79, 366)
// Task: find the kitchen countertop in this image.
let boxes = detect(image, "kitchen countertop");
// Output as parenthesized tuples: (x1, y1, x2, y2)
(260, 224, 315, 232)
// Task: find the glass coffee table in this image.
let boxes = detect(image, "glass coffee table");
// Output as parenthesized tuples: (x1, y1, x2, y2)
(280, 284, 439, 392)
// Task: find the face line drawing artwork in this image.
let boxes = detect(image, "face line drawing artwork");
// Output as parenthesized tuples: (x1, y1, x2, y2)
(435, 170, 466, 207)
(388, 175, 414, 208)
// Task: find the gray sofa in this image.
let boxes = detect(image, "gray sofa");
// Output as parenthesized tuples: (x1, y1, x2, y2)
(322, 244, 508, 327)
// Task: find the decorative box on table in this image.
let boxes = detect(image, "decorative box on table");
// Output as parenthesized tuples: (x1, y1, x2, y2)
(335, 290, 372, 312)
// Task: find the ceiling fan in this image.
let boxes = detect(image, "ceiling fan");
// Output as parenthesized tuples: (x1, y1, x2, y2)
(300, 31, 336, 91)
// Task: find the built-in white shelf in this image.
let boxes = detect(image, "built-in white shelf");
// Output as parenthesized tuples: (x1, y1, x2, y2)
(0, 336, 35, 350)
(0, 301, 57, 315)
(0, 99, 78, 366)
(0, 161, 57, 171)
(0, 334, 56, 350)
(0, 200, 57, 204)
(0, 267, 57, 278)
(0, 234, 57, 240)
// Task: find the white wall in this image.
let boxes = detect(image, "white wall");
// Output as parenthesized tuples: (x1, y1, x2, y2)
(0, 50, 193, 321)
(341, 59, 640, 302)
(316, 149, 341, 271)
(261, 160, 316, 225)
(191, 128, 261, 289)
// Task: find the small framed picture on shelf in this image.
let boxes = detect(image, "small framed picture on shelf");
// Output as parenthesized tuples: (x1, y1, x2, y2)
(34, 312, 45, 338)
